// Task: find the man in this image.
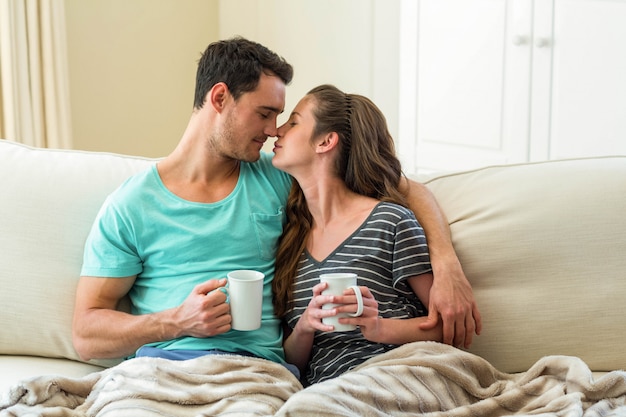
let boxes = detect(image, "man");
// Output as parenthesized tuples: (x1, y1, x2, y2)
(72, 37, 480, 372)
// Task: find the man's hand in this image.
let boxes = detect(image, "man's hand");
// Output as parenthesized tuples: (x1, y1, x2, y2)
(419, 260, 482, 348)
(173, 279, 232, 338)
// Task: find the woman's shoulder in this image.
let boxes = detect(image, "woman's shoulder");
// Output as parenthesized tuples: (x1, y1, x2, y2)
(373, 201, 416, 219)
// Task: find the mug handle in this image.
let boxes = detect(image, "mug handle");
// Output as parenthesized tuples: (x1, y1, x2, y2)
(347, 285, 364, 317)
(212, 285, 229, 303)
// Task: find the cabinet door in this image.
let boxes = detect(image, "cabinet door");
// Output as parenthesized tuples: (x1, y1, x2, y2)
(400, 0, 533, 173)
(531, 0, 626, 160)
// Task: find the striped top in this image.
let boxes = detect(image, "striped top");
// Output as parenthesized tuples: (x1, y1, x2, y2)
(284, 202, 432, 385)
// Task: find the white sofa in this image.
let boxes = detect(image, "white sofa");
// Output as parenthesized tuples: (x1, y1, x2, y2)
(0, 140, 154, 393)
(1, 139, 625, 406)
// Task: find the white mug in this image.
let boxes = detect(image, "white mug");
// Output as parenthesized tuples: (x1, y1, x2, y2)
(320, 273, 364, 331)
(226, 270, 264, 331)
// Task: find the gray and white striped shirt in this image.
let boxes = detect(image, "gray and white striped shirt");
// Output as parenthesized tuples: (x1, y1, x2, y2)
(284, 202, 432, 385)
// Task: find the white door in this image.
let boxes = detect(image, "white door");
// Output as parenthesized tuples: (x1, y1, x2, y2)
(531, 0, 626, 161)
(400, 0, 534, 174)
(399, 0, 626, 174)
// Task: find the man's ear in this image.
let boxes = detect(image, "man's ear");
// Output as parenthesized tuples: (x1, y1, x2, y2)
(316, 132, 340, 154)
(208, 82, 229, 113)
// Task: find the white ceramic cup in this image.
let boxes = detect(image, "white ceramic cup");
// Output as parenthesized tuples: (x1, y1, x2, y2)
(226, 270, 264, 331)
(320, 273, 364, 331)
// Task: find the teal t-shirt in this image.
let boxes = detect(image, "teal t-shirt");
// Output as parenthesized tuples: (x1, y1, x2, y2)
(81, 153, 292, 364)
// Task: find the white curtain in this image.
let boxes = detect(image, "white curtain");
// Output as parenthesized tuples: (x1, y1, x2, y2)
(0, 0, 72, 148)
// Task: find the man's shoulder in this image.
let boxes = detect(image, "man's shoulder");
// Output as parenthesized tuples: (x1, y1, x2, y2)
(105, 165, 157, 206)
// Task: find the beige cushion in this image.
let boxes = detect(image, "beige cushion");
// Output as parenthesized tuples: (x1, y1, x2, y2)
(0, 356, 106, 394)
(0, 140, 156, 367)
(423, 156, 626, 373)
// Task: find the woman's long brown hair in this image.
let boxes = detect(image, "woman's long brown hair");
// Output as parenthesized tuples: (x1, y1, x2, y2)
(272, 84, 407, 318)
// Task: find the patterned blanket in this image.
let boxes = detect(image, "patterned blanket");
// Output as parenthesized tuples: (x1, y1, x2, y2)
(2, 342, 626, 416)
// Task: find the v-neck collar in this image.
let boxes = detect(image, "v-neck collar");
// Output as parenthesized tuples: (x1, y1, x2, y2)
(303, 201, 384, 265)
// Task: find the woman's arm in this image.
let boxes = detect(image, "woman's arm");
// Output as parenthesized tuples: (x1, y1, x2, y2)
(283, 323, 315, 372)
(336, 280, 442, 345)
(283, 282, 339, 372)
(400, 177, 482, 348)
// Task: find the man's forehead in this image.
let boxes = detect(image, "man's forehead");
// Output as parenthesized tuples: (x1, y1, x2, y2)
(245, 74, 286, 113)
(259, 105, 284, 115)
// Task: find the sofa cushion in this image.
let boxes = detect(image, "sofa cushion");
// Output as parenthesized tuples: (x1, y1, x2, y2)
(0, 356, 106, 394)
(423, 156, 626, 373)
(0, 140, 156, 367)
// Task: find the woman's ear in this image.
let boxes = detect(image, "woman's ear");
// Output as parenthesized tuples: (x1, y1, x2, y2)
(208, 82, 229, 113)
(316, 132, 340, 154)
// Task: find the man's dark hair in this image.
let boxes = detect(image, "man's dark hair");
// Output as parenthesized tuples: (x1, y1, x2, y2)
(193, 36, 294, 109)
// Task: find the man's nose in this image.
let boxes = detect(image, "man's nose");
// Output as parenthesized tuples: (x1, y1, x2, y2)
(265, 123, 278, 138)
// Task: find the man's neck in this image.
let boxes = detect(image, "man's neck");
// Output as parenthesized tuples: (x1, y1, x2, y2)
(156, 144, 241, 204)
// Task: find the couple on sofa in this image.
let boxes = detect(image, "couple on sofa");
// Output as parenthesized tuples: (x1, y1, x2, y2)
(73, 36, 481, 386)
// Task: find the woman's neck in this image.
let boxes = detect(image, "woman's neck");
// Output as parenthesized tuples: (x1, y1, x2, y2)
(301, 177, 378, 260)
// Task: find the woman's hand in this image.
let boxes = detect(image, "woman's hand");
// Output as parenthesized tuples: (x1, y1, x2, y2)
(296, 282, 340, 333)
(334, 286, 382, 341)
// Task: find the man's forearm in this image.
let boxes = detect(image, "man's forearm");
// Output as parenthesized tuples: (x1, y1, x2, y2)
(402, 177, 482, 346)
(402, 177, 457, 274)
(72, 308, 174, 361)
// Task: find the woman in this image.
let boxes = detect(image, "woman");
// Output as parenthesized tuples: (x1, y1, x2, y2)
(271, 84, 443, 385)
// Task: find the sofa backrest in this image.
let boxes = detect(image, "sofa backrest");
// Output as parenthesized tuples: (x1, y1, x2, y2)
(2, 139, 625, 374)
(0, 140, 156, 367)
(423, 156, 626, 373)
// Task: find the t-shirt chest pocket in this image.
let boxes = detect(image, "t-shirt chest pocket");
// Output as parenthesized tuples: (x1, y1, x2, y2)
(250, 209, 284, 261)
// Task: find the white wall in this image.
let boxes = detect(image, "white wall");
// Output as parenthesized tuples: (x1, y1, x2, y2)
(64, 0, 218, 157)
(64, 0, 402, 158)
(62, 0, 403, 158)
(62, 1, 626, 171)
(218, 0, 401, 152)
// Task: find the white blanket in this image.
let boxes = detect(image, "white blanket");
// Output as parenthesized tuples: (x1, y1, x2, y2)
(3, 342, 626, 416)
(277, 342, 626, 416)
(0, 354, 301, 417)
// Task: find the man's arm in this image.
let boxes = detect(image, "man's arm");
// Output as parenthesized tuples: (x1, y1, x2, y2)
(400, 177, 482, 348)
(72, 276, 231, 360)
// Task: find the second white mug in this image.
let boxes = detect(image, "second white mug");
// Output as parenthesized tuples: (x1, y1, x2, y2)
(320, 273, 364, 331)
